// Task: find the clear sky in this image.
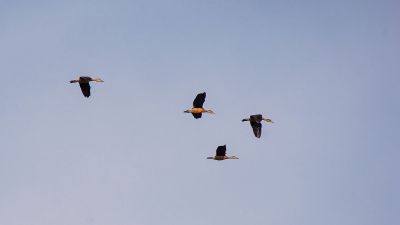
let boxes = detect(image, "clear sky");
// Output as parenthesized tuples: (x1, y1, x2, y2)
(0, 0, 399, 225)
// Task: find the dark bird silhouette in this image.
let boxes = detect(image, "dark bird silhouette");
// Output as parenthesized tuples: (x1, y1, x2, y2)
(207, 145, 238, 160)
(70, 76, 104, 97)
(242, 114, 273, 138)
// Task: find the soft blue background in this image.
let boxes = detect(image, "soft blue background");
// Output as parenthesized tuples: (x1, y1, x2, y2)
(0, 1, 399, 225)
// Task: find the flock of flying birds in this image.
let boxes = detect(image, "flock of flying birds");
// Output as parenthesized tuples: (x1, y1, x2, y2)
(70, 76, 274, 161)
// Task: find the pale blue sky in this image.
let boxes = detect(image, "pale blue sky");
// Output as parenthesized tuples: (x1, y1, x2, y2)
(0, 1, 399, 225)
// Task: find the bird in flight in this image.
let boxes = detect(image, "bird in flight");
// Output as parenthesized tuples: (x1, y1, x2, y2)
(207, 145, 238, 160)
(242, 114, 273, 138)
(184, 92, 215, 119)
(70, 76, 104, 97)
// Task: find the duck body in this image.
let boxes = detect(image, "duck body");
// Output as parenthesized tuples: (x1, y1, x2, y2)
(70, 76, 104, 98)
(207, 145, 238, 161)
(210, 155, 239, 161)
(188, 108, 205, 114)
(242, 114, 273, 138)
(184, 92, 215, 119)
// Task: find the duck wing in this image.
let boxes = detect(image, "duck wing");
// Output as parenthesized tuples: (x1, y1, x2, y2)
(79, 82, 91, 97)
(193, 92, 206, 108)
(216, 145, 226, 156)
(192, 113, 202, 119)
(250, 121, 262, 138)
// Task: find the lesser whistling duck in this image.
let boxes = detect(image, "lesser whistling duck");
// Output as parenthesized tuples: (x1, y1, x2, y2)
(242, 114, 273, 138)
(207, 145, 238, 160)
(184, 92, 215, 119)
(70, 76, 104, 98)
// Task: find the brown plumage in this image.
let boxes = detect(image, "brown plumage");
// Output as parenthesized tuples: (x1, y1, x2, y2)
(184, 92, 215, 119)
(207, 145, 238, 160)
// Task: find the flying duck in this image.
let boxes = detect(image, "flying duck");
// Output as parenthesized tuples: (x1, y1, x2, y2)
(242, 114, 273, 138)
(70, 76, 104, 97)
(184, 92, 215, 119)
(207, 145, 238, 160)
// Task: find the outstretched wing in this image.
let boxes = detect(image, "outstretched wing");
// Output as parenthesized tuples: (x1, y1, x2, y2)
(193, 92, 206, 108)
(250, 114, 263, 123)
(79, 82, 91, 97)
(250, 121, 262, 138)
(192, 113, 202, 119)
(216, 145, 226, 156)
